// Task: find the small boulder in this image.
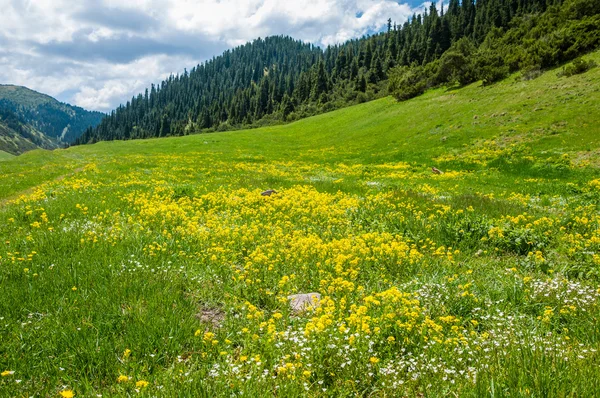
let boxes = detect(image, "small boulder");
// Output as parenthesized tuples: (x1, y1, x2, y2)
(261, 189, 278, 197)
(287, 293, 321, 313)
(196, 307, 225, 328)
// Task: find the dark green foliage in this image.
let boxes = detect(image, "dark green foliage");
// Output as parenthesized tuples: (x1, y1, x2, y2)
(558, 57, 598, 77)
(311, 61, 330, 101)
(435, 37, 477, 86)
(476, 50, 510, 86)
(388, 66, 428, 101)
(78, 0, 600, 144)
(565, 0, 600, 18)
(280, 94, 295, 121)
(390, 0, 600, 99)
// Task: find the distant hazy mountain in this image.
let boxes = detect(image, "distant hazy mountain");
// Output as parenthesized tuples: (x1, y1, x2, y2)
(0, 85, 105, 154)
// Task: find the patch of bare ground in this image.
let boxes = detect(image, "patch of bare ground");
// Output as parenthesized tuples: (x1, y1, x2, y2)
(195, 306, 225, 329)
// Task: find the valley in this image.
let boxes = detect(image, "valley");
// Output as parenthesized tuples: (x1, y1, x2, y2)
(0, 50, 599, 396)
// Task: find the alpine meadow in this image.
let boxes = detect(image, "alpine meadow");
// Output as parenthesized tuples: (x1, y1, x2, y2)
(1, 0, 600, 397)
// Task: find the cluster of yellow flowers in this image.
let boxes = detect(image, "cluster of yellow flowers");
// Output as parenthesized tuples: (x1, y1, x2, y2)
(2, 148, 599, 395)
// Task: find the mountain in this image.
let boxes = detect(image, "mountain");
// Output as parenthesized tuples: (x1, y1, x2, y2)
(0, 105, 57, 154)
(0, 85, 105, 154)
(75, 0, 599, 146)
(78, 36, 323, 142)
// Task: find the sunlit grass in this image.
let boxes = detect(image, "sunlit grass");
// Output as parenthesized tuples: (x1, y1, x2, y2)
(0, 150, 14, 161)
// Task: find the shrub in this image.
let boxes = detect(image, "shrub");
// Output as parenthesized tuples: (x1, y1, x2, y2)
(355, 92, 368, 104)
(520, 65, 543, 81)
(558, 57, 597, 77)
(564, 0, 600, 18)
(435, 38, 478, 86)
(388, 65, 428, 101)
(476, 50, 510, 86)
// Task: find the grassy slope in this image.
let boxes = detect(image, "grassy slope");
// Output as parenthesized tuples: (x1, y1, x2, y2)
(79, 52, 600, 165)
(0, 150, 14, 161)
(0, 52, 599, 397)
(3, 50, 598, 199)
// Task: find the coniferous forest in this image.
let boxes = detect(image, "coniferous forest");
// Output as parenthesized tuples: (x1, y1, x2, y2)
(75, 0, 599, 144)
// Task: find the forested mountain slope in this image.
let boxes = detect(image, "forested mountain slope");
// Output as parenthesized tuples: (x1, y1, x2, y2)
(76, 0, 599, 145)
(0, 85, 104, 154)
(0, 105, 58, 155)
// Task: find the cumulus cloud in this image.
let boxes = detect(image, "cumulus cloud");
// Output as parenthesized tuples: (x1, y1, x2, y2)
(0, 0, 426, 112)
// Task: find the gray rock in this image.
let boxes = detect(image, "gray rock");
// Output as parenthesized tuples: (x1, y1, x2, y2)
(195, 307, 225, 328)
(287, 293, 321, 313)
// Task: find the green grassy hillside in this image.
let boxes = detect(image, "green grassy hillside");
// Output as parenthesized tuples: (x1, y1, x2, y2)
(4, 51, 599, 198)
(0, 150, 14, 161)
(0, 52, 599, 397)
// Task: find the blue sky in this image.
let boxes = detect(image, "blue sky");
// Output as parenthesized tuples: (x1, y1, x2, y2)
(0, 0, 432, 112)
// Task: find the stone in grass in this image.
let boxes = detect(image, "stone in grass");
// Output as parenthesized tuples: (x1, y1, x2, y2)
(287, 293, 321, 314)
(261, 189, 278, 196)
(196, 307, 225, 328)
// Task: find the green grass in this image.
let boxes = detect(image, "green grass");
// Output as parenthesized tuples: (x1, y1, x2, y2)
(0, 150, 14, 161)
(0, 51, 599, 397)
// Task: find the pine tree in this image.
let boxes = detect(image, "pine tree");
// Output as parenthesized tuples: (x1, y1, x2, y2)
(311, 61, 329, 101)
(280, 93, 294, 120)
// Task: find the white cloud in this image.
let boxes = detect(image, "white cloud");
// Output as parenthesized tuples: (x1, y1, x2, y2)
(0, 0, 424, 112)
(72, 55, 195, 110)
